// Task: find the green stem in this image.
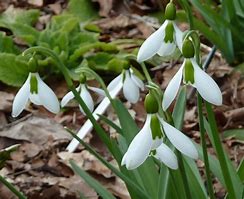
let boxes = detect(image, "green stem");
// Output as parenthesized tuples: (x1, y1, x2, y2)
(197, 94, 215, 199)
(0, 175, 27, 199)
(176, 151, 192, 199)
(140, 62, 152, 82)
(205, 102, 236, 199)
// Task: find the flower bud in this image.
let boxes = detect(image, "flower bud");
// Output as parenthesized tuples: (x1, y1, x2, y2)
(28, 56, 38, 73)
(165, 1, 176, 20)
(182, 39, 195, 58)
(79, 73, 86, 84)
(144, 93, 158, 113)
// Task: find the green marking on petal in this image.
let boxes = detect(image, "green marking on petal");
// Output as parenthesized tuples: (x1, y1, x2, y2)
(150, 114, 163, 139)
(183, 59, 195, 84)
(164, 22, 174, 43)
(30, 74, 38, 94)
(151, 149, 156, 156)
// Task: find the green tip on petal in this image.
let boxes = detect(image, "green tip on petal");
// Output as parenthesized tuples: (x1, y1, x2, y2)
(164, 22, 174, 43)
(182, 39, 195, 58)
(144, 93, 158, 113)
(165, 1, 176, 20)
(30, 74, 38, 94)
(150, 115, 163, 139)
(183, 59, 195, 84)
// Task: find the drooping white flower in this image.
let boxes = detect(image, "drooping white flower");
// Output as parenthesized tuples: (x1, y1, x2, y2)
(108, 69, 144, 104)
(61, 84, 105, 115)
(162, 58, 223, 110)
(121, 113, 198, 170)
(137, 20, 184, 63)
(12, 73, 60, 117)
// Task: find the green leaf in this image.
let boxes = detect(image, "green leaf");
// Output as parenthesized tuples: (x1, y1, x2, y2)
(66, 0, 98, 21)
(70, 160, 116, 199)
(0, 53, 29, 87)
(223, 129, 244, 141)
(0, 144, 20, 169)
(237, 159, 244, 182)
(204, 117, 243, 198)
(0, 32, 20, 54)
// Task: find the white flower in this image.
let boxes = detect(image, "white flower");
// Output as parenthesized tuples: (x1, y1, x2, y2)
(108, 69, 144, 103)
(137, 20, 184, 62)
(121, 114, 198, 170)
(163, 58, 223, 110)
(61, 84, 105, 115)
(12, 73, 60, 117)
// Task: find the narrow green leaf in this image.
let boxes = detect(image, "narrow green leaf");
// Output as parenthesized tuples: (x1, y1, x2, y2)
(70, 160, 116, 199)
(237, 159, 244, 182)
(223, 129, 244, 141)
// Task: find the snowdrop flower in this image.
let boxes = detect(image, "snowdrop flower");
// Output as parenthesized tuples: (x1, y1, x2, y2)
(137, 1, 184, 62)
(121, 93, 198, 170)
(12, 72, 60, 117)
(108, 68, 144, 103)
(163, 39, 222, 110)
(61, 74, 105, 115)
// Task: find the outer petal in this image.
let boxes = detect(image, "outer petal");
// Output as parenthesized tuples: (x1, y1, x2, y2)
(79, 84, 94, 114)
(88, 86, 106, 96)
(131, 73, 144, 91)
(29, 94, 42, 105)
(159, 118, 198, 159)
(173, 23, 184, 50)
(162, 64, 183, 110)
(35, 73, 60, 114)
(137, 21, 168, 62)
(192, 59, 222, 105)
(107, 74, 122, 92)
(154, 143, 178, 170)
(61, 91, 75, 107)
(123, 71, 140, 103)
(157, 42, 176, 57)
(12, 73, 31, 117)
(121, 114, 153, 170)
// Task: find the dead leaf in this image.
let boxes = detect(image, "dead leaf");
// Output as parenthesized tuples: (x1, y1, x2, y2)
(0, 91, 14, 112)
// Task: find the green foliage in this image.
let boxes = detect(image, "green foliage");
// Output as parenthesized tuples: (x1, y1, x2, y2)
(177, 0, 244, 64)
(0, 53, 29, 86)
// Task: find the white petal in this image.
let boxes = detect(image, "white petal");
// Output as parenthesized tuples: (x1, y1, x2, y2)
(151, 138, 163, 150)
(12, 73, 31, 117)
(192, 59, 222, 105)
(35, 73, 60, 114)
(162, 64, 183, 110)
(29, 94, 41, 105)
(123, 71, 140, 103)
(131, 73, 144, 91)
(61, 91, 74, 107)
(157, 42, 176, 57)
(137, 21, 168, 62)
(159, 118, 198, 159)
(154, 143, 178, 170)
(173, 23, 184, 50)
(121, 114, 152, 170)
(88, 86, 106, 96)
(79, 84, 94, 114)
(107, 74, 122, 92)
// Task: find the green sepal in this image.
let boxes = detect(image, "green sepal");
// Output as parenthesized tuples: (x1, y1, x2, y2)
(150, 114, 163, 139)
(183, 59, 195, 84)
(28, 56, 38, 73)
(165, 1, 176, 20)
(144, 93, 158, 114)
(182, 39, 195, 58)
(164, 22, 174, 43)
(30, 74, 38, 94)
